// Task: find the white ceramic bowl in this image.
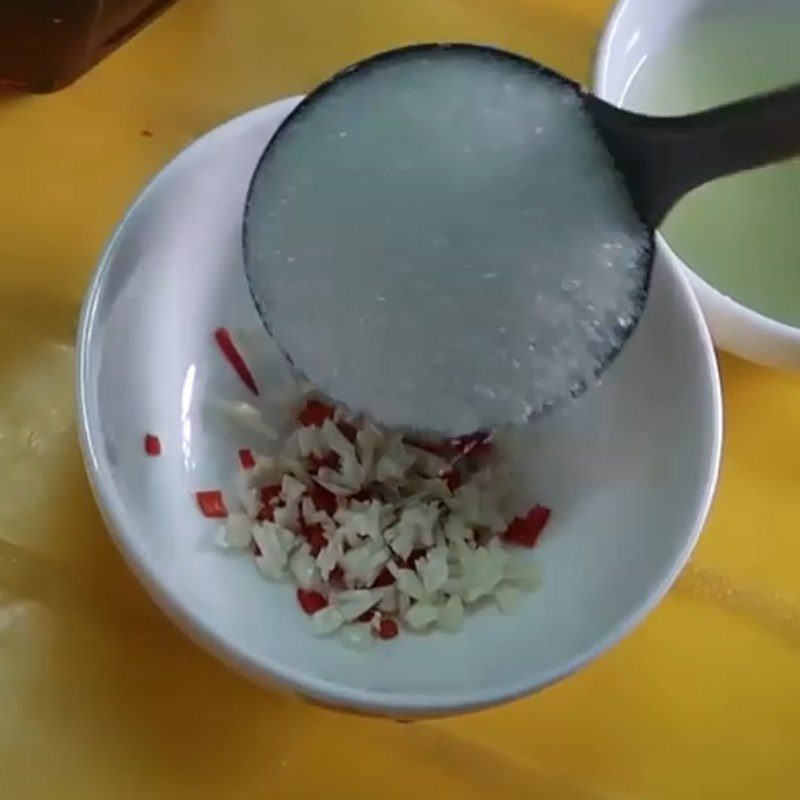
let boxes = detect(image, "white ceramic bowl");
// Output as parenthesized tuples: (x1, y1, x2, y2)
(594, 0, 800, 369)
(76, 97, 722, 717)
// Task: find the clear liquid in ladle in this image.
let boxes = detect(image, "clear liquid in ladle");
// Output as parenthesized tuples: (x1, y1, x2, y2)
(245, 47, 649, 435)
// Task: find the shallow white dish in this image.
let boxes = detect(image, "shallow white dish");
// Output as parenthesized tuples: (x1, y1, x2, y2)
(594, 0, 800, 369)
(76, 97, 723, 717)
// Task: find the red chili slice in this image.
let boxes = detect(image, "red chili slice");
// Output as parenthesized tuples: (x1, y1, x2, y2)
(260, 484, 282, 505)
(338, 421, 358, 443)
(329, 565, 346, 588)
(256, 484, 282, 522)
(297, 589, 328, 615)
(456, 432, 493, 460)
(214, 327, 259, 396)
(376, 618, 399, 640)
(405, 437, 455, 458)
(440, 469, 461, 492)
(350, 487, 374, 503)
(196, 490, 227, 518)
(467, 440, 493, 459)
(358, 609, 376, 623)
(144, 433, 161, 457)
(371, 567, 395, 588)
(309, 482, 338, 516)
(298, 399, 335, 427)
(256, 505, 274, 523)
(238, 448, 256, 469)
(409, 432, 493, 460)
(404, 548, 429, 570)
(307, 451, 341, 474)
(302, 523, 327, 556)
(502, 504, 551, 547)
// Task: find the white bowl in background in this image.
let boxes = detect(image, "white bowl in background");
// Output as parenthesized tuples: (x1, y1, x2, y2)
(76, 97, 722, 717)
(594, 0, 800, 369)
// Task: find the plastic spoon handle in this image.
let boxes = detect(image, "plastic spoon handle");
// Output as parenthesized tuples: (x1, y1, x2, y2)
(584, 83, 800, 227)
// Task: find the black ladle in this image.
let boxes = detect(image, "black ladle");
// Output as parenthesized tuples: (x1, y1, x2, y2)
(243, 44, 800, 434)
(584, 78, 800, 228)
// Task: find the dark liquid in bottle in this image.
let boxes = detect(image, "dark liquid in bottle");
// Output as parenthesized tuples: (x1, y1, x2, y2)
(0, 0, 180, 92)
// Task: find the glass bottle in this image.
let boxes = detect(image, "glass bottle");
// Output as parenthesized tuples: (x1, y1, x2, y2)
(0, 0, 180, 93)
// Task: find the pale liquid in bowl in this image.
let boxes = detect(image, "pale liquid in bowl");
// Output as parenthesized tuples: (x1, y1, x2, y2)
(622, 5, 800, 327)
(247, 48, 648, 435)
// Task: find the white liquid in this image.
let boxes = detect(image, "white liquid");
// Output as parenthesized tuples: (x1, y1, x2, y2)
(247, 48, 648, 434)
(622, 4, 800, 326)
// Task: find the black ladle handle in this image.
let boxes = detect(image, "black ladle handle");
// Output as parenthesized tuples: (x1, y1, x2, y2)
(585, 83, 800, 228)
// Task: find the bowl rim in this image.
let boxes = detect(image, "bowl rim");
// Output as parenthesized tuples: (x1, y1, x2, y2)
(76, 100, 724, 717)
(592, 0, 800, 362)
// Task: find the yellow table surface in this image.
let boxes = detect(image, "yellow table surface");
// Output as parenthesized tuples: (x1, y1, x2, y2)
(0, 1, 798, 797)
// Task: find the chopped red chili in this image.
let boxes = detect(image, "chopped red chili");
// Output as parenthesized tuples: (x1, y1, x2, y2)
(309, 482, 338, 516)
(358, 609, 376, 623)
(302, 522, 327, 556)
(454, 431, 489, 447)
(196, 490, 227, 518)
(144, 433, 161, 457)
(405, 548, 428, 570)
(408, 432, 492, 461)
(256, 484, 282, 522)
(297, 589, 328, 615)
(338, 421, 358, 443)
(350, 486, 375, 503)
(214, 327, 259, 396)
(298, 399, 335, 427)
(405, 437, 454, 458)
(376, 618, 399, 640)
(260, 484, 282, 504)
(329, 565, 345, 588)
(307, 451, 340, 474)
(256, 506, 274, 523)
(371, 567, 395, 588)
(502, 504, 551, 547)
(455, 431, 493, 459)
(440, 469, 461, 492)
(238, 448, 256, 469)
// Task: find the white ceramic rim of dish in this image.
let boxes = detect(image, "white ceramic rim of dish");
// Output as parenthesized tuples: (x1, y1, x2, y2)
(593, 0, 800, 370)
(76, 100, 723, 716)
